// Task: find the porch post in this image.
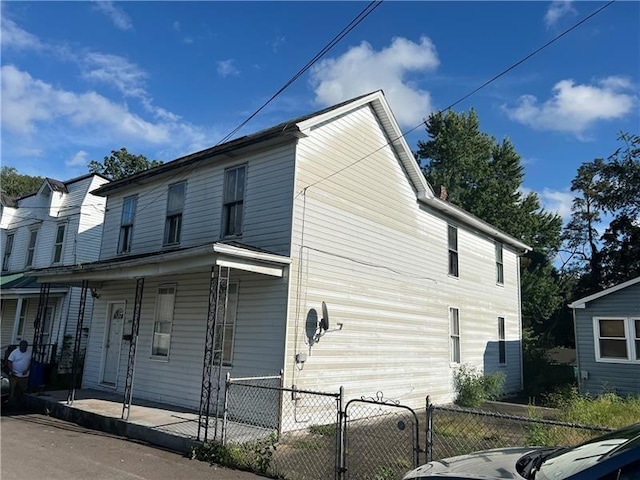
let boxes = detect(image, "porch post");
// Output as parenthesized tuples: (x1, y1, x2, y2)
(11, 297, 24, 342)
(198, 264, 230, 442)
(32, 283, 51, 365)
(67, 280, 89, 405)
(122, 277, 144, 420)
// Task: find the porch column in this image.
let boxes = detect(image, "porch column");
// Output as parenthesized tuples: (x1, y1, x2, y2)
(11, 297, 24, 343)
(198, 264, 230, 442)
(122, 277, 144, 420)
(67, 280, 89, 405)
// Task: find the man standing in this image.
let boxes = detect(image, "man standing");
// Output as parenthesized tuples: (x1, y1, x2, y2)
(8, 340, 31, 406)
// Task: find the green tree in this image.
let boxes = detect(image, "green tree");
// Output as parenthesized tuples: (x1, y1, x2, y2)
(0, 166, 44, 198)
(88, 147, 162, 180)
(417, 110, 564, 336)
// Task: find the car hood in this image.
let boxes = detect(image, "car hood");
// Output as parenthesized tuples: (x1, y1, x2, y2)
(403, 447, 537, 479)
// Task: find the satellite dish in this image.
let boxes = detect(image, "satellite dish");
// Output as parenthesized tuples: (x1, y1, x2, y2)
(320, 301, 330, 332)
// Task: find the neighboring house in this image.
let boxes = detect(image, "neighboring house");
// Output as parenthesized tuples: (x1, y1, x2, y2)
(569, 277, 640, 396)
(32, 91, 530, 418)
(1, 174, 109, 373)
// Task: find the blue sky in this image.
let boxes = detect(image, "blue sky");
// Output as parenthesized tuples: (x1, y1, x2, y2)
(1, 1, 638, 220)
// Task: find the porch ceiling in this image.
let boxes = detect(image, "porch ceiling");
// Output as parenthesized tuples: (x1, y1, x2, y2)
(30, 242, 291, 286)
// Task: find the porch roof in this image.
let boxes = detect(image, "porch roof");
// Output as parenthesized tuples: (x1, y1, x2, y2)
(0, 272, 69, 298)
(28, 241, 291, 287)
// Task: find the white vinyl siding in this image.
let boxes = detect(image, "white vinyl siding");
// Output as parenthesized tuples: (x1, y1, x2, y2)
(52, 223, 66, 264)
(3, 233, 14, 271)
(151, 286, 176, 358)
(450, 307, 461, 363)
(222, 165, 246, 237)
(164, 183, 185, 246)
(593, 317, 640, 363)
(118, 195, 137, 254)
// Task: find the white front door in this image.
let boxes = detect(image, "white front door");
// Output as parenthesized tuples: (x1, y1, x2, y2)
(102, 302, 125, 385)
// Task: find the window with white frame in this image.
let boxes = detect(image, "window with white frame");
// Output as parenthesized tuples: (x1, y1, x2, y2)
(498, 317, 506, 364)
(222, 165, 246, 237)
(214, 282, 239, 366)
(52, 223, 66, 264)
(118, 195, 137, 254)
(3, 233, 14, 271)
(164, 182, 185, 246)
(495, 243, 504, 285)
(594, 317, 640, 363)
(25, 228, 39, 267)
(151, 286, 176, 358)
(448, 225, 459, 277)
(450, 307, 460, 363)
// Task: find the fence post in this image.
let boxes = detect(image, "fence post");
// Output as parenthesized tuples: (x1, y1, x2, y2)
(337, 386, 345, 480)
(222, 372, 231, 444)
(276, 369, 284, 442)
(426, 396, 433, 463)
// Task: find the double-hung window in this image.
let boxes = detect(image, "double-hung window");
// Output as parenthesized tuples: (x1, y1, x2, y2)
(449, 307, 461, 363)
(495, 243, 504, 285)
(151, 285, 176, 358)
(164, 182, 185, 246)
(3, 233, 14, 271)
(25, 229, 38, 267)
(214, 282, 239, 367)
(52, 224, 66, 264)
(222, 165, 246, 237)
(594, 317, 640, 363)
(448, 225, 459, 277)
(118, 195, 137, 254)
(498, 317, 506, 364)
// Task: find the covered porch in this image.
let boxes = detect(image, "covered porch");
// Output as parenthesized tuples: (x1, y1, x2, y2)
(31, 241, 291, 441)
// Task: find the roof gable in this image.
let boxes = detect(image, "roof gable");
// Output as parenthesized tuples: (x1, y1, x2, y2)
(568, 276, 640, 309)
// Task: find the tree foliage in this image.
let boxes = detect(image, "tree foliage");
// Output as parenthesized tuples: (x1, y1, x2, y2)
(88, 147, 162, 180)
(0, 166, 44, 199)
(417, 110, 564, 336)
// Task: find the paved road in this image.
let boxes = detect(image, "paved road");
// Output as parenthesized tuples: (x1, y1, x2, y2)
(1, 409, 263, 480)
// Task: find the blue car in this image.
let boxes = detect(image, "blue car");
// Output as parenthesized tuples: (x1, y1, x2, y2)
(404, 423, 640, 479)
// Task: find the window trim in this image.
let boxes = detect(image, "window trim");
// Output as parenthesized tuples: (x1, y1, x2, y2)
(15, 299, 28, 342)
(449, 306, 461, 364)
(118, 195, 137, 254)
(495, 242, 504, 285)
(498, 316, 506, 365)
(3, 232, 15, 271)
(51, 223, 66, 264)
(221, 164, 247, 238)
(150, 284, 177, 360)
(447, 225, 459, 278)
(25, 228, 39, 267)
(593, 316, 640, 364)
(163, 182, 186, 246)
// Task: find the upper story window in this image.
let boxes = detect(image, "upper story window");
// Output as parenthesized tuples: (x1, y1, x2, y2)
(151, 285, 176, 359)
(52, 223, 66, 264)
(25, 228, 39, 267)
(448, 225, 459, 277)
(495, 242, 504, 285)
(498, 317, 506, 364)
(3, 233, 14, 271)
(594, 317, 640, 363)
(222, 165, 246, 237)
(449, 307, 461, 363)
(118, 195, 137, 254)
(164, 182, 186, 246)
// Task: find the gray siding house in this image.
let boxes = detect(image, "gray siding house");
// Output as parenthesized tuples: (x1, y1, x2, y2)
(32, 92, 530, 424)
(569, 277, 640, 396)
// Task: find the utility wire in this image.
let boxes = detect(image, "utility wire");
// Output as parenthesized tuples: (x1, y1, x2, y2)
(300, 0, 616, 194)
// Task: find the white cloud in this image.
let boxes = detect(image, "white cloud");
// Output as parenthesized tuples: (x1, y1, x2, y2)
(545, 1, 576, 28)
(81, 52, 147, 97)
(309, 36, 439, 127)
(66, 150, 90, 167)
(539, 189, 574, 221)
(172, 20, 181, 32)
(93, 1, 132, 31)
(217, 59, 239, 77)
(503, 77, 637, 136)
(1, 17, 43, 50)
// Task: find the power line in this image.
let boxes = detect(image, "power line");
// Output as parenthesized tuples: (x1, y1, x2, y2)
(301, 0, 616, 194)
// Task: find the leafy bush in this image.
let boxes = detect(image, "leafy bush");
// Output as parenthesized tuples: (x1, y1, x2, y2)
(454, 365, 506, 407)
(191, 431, 278, 474)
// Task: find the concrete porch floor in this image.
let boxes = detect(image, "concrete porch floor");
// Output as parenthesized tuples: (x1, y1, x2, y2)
(24, 388, 264, 454)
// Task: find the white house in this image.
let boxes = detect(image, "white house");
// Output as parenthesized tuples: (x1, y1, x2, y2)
(1, 174, 109, 376)
(31, 92, 530, 421)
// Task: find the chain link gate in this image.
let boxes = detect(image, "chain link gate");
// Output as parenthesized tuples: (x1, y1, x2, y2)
(343, 392, 423, 480)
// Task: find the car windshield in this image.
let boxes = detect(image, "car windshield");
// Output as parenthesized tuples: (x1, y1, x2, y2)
(535, 425, 640, 480)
